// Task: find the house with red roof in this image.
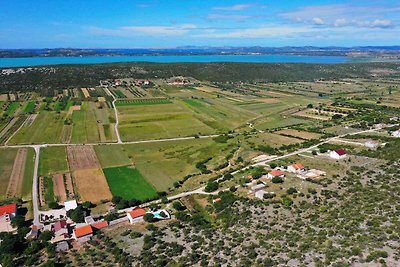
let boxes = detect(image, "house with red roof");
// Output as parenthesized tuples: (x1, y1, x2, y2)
(0, 203, 17, 233)
(127, 208, 147, 224)
(267, 170, 285, 179)
(91, 220, 108, 230)
(73, 225, 93, 243)
(287, 163, 305, 174)
(329, 149, 347, 159)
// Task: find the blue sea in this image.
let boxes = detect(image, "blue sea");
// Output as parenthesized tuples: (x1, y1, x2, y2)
(0, 54, 356, 68)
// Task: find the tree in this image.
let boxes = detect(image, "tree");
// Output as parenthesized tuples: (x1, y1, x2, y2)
(272, 176, 284, 183)
(143, 213, 155, 223)
(287, 187, 297, 195)
(66, 206, 85, 223)
(205, 181, 219, 192)
(39, 230, 54, 242)
(82, 201, 93, 209)
(172, 201, 186, 211)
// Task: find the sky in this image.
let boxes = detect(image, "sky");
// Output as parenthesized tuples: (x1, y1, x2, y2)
(1, 0, 399, 48)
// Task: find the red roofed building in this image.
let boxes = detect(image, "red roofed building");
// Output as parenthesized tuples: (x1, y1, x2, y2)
(73, 225, 93, 243)
(329, 149, 347, 159)
(288, 163, 305, 174)
(0, 203, 17, 233)
(91, 221, 108, 230)
(267, 170, 285, 179)
(127, 208, 146, 224)
(52, 220, 68, 237)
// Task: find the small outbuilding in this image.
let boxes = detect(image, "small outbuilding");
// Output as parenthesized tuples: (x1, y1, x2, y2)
(64, 200, 78, 211)
(329, 149, 347, 159)
(267, 170, 285, 179)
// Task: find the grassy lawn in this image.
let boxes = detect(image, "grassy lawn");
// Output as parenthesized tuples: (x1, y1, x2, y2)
(39, 147, 69, 176)
(103, 166, 158, 201)
(9, 111, 65, 144)
(95, 145, 132, 168)
(0, 148, 18, 199)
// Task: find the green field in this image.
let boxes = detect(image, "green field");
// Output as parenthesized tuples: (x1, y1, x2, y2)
(23, 101, 36, 113)
(103, 166, 157, 201)
(5, 102, 20, 117)
(71, 102, 101, 143)
(118, 102, 215, 141)
(0, 148, 18, 199)
(22, 148, 35, 200)
(120, 138, 230, 191)
(116, 99, 172, 106)
(43, 176, 56, 205)
(95, 145, 132, 168)
(9, 111, 65, 144)
(39, 147, 69, 176)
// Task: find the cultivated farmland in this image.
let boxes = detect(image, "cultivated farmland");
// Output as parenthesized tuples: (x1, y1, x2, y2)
(103, 165, 157, 201)
(39, 147, 69, 176)
(0, 148, 18, 199)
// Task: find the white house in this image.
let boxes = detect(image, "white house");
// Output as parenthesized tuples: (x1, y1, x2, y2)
(392, 130, 400, 138)
(249, 183, 266, 193)
(255, 190, 266, 199)
(329, 149, 347, 159)
(73, 225, 93, 243)
(267, 170, 285, 179)
(365, 140, 379, 149)
(127, 208, 146, 224)
(287, 163, 305, 174)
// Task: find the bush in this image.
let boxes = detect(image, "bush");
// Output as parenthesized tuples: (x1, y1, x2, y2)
(143, 213, 155, 223)
(271, 176, 283, 183)
(205, 181, 219, 192)
(172, 201, 186, 211)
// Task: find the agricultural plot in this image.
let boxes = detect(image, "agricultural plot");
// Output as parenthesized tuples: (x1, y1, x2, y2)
(70, 102, 114, 143)
(95, 145, 132, 168)
(116, 98, 172, 106)
(73, 168, 112, 203)
(39, 147, 69, 176)
(67, 145, 112, 203)
(6, 148, 28, 199)
(274, 129, 322, 140)
(0, 148, 18, 199)
(103, 166, 158, 201)
(121, 138, 231, 191)
(118, 102, 215, 141)
(23, 101, 36, 113)
(4, 102, 20, 117)
(180, 97, 257, 131)
(8, 111, 65, 144)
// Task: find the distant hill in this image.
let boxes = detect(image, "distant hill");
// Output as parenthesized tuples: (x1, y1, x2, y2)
(1, 46, 400, 58)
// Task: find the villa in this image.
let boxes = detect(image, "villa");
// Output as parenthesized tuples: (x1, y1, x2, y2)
(267, 170, 285, 179)
(287, 163, 305, 174)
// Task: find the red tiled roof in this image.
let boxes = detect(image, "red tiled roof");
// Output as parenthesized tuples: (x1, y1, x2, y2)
(128, 208, 146, 219)
(0, 203, 17, 216)
(53, 220, 67, 232)
(74, 225, 93, 238)
(335, 149, 347, 156)
(291, 163, 305, 170)
(92, 221, 108, 230)
(269, 170, 284, 177)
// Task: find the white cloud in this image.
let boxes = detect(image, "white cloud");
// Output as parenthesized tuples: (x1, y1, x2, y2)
(212, 4, 254, 11)
(88, 24, 197, 37)
(280, 4, 398, 29)
(312, 17, 325, 25)
(334, 18, 347, 27)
